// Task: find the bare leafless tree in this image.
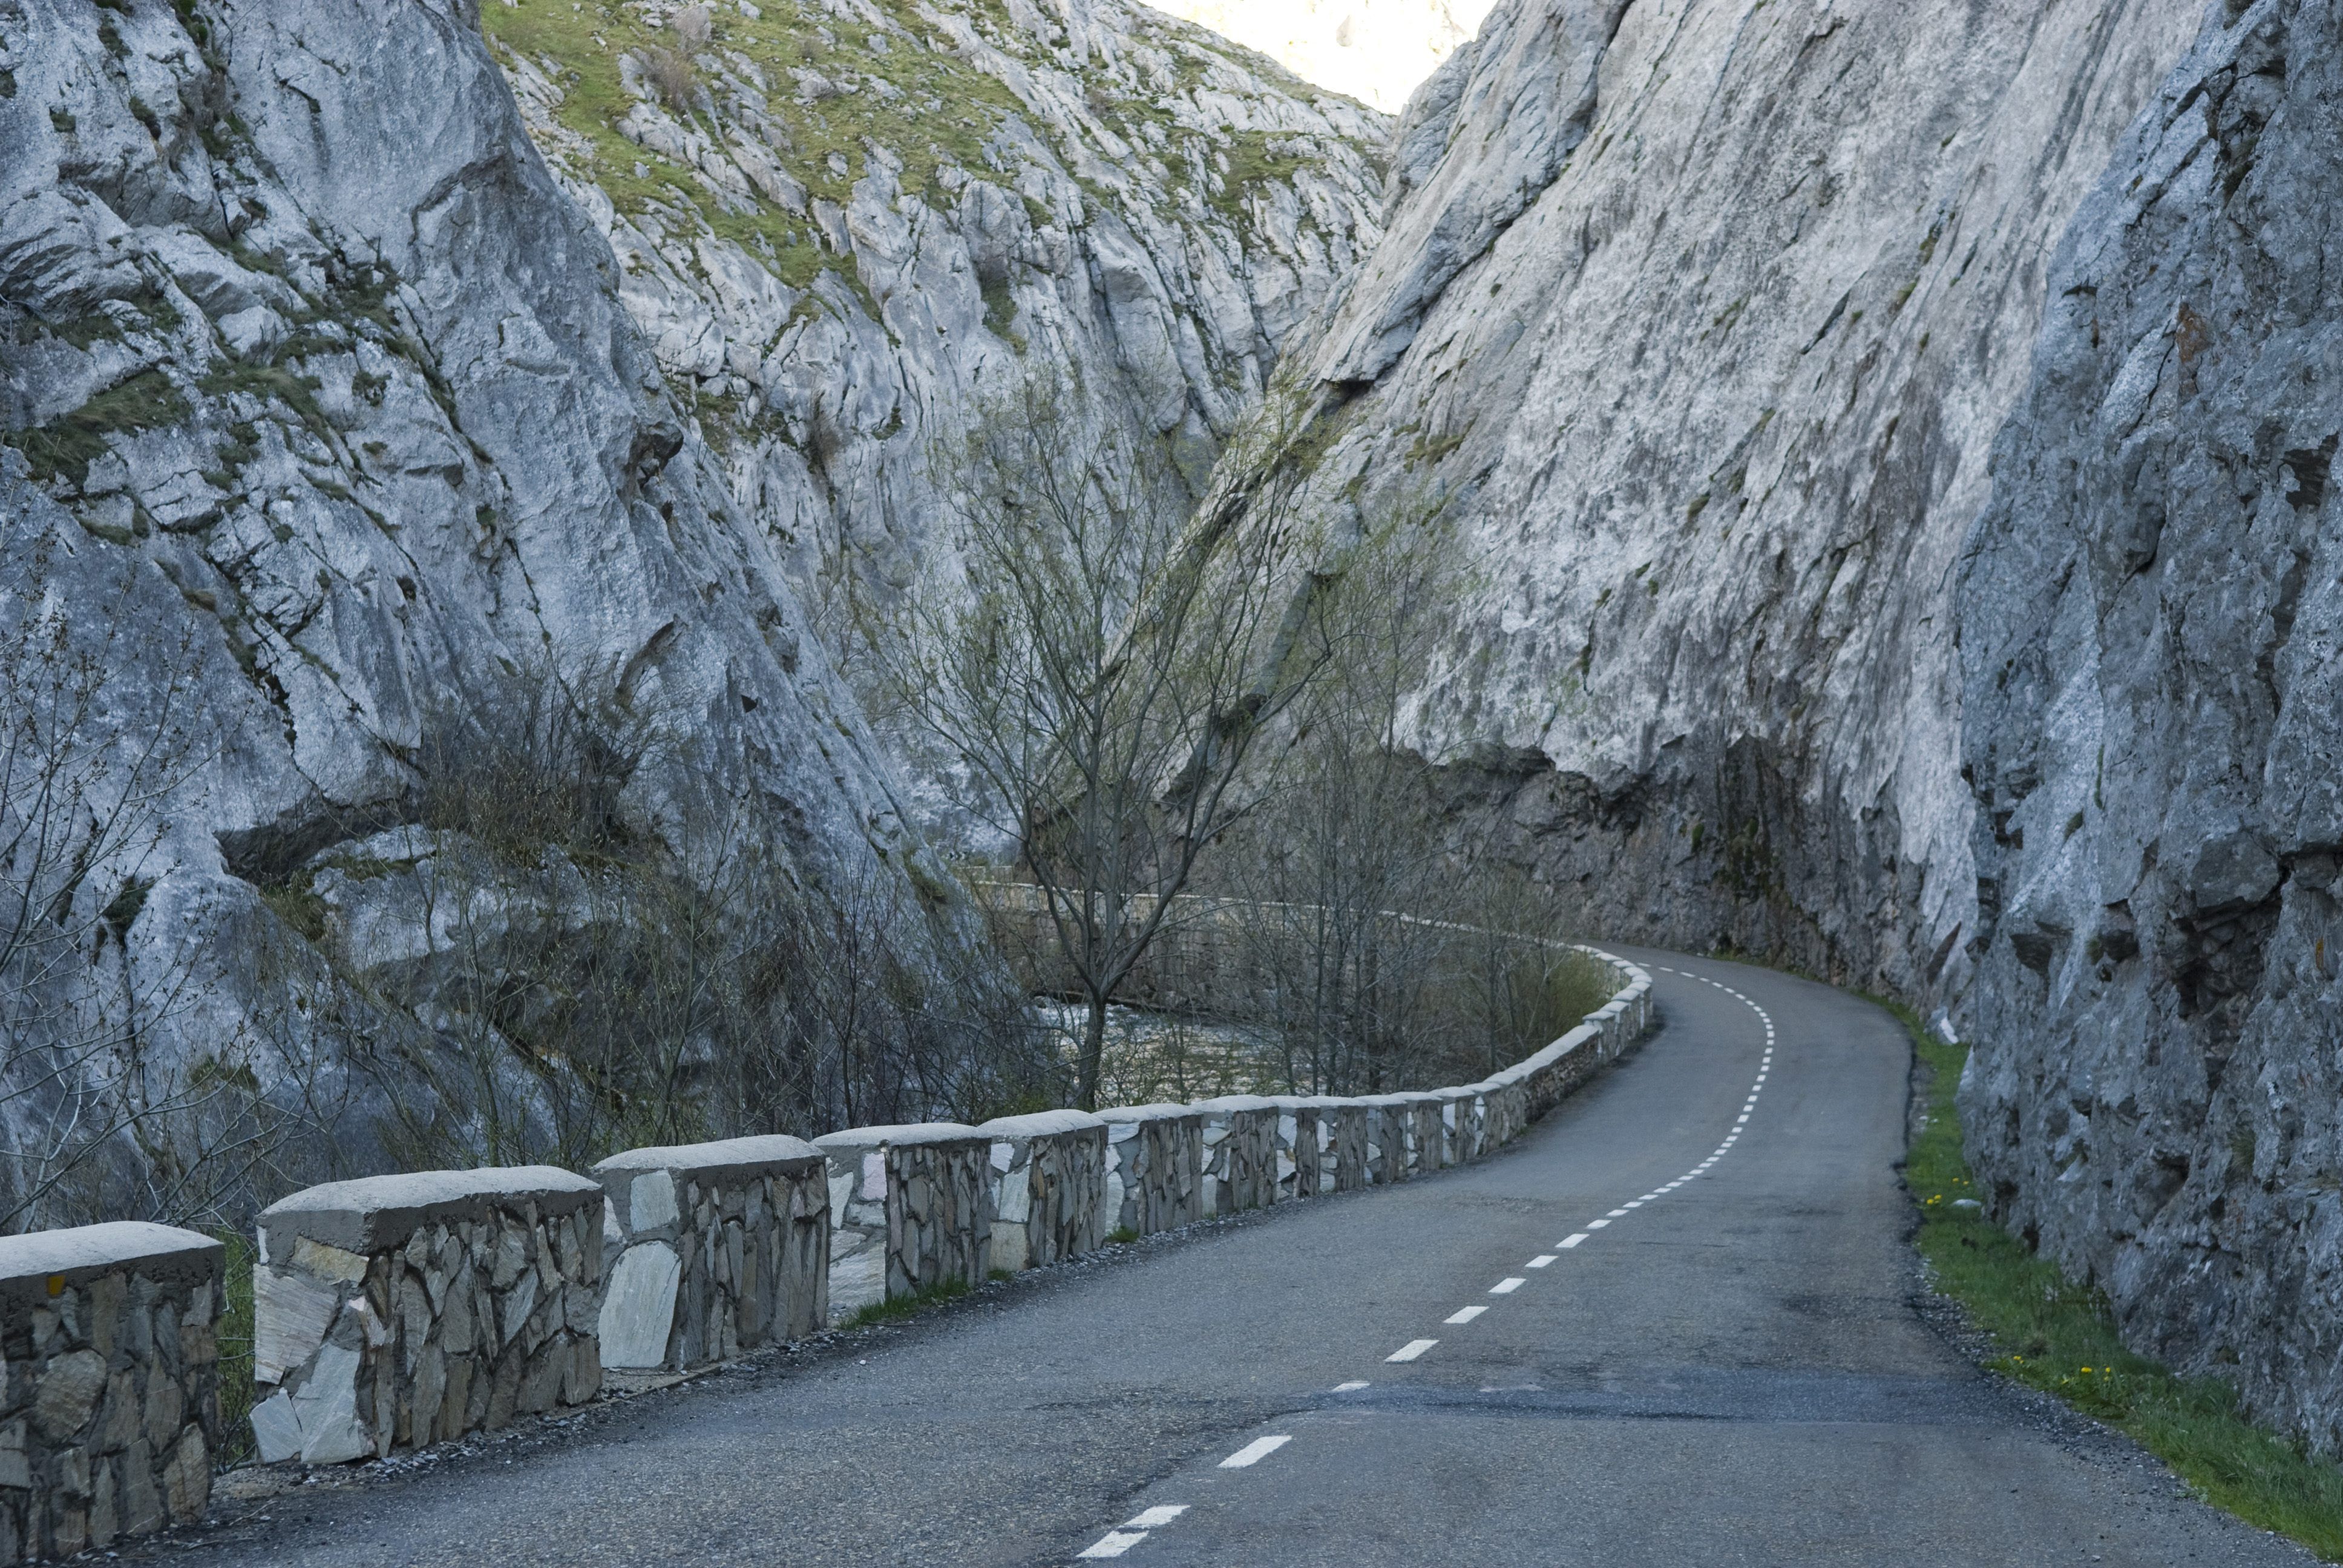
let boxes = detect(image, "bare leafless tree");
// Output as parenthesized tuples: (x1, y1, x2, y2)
(1204, 503, 1614, 1091)
(0, 536, 251, 1232)
(868, 372, 1306, 1108)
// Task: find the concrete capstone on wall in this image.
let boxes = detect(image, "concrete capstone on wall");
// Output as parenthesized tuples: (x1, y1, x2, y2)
(247, 1168, 603, 1465)
(0, 1223, 221, 1563)
(591, 1136, 828, 1373)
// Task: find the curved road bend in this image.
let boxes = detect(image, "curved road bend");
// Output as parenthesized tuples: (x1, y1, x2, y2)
(152, 953, 2313, 1567)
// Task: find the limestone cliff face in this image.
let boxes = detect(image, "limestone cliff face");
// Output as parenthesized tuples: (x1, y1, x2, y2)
(1202, 0, 2197, 1001)
(1959, 0, 2343, 1447)
(479, 0, 1385, 710)
(0, 0, 990, 1187)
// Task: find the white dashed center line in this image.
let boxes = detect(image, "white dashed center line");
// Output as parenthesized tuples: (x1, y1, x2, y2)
(1070, 961, 1778, 1564)
(1078, 1530, 1147, 1558)
(1219, 1436, 1291, 1469)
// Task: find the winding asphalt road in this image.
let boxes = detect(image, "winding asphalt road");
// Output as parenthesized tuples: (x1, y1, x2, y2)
(151, 952, 2315, 1566)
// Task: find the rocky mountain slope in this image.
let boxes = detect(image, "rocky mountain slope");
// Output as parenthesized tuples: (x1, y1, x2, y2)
(1960, 0, 2343, 1448)
(0, 0, 1023, 1209)
(477, 0, 1385, 720)
(1197, 0, 2200, 1007)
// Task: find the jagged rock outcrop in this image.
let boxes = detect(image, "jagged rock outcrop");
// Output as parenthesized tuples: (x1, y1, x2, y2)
(1959, 0, 2343, 1448)
(0, 0, 999, 1207)
(479, 0, 1385, 704)
(1201, 0, 2200, 1002)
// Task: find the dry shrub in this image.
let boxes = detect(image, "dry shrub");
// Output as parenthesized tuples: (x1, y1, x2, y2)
(641, 45, 698, 112)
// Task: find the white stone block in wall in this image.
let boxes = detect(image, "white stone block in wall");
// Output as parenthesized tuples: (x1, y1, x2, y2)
(598, 1243, 683, 1370)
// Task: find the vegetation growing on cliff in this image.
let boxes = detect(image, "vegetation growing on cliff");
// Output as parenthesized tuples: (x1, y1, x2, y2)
(478, 0, 1361, 305)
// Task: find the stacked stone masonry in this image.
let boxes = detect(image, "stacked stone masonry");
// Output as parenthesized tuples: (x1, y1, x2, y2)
(1195, 1096, 1280, 1217)
(1271, 1100, 1323, 1200)
(0, 1224, 221, 1565)
(978, 1112, 1110, 1273)
(1100, 1106, 1207, 1235)
(812, 1125, 994, 1321)
(246, 1169, 603, 1466)
(594, 1137, 828, 1373)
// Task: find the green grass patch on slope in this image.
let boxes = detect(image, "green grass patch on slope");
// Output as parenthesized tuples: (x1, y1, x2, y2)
(214, 1228, 258, 1466)
(5, 369, 189, 485)
(844, 1276, 972, 1328)
(478, 0, 1026, 278)
(1897, 999, 2343, 1558)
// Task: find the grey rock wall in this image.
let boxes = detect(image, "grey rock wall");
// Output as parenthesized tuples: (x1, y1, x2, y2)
(1196, 0, 2200, 1001)
(0, 0, 991, 1194)
(1958, 0, 2343, 1449)
(481, 0, 1388, 835)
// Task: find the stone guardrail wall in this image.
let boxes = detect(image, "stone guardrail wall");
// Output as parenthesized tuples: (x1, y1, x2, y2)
(0, 936, 1648, 1558)
(0, 1223, 222, 1562)
(594, 1137, 828, 1372)
(1195, 1095, 1279, 1217)
(247, 1169, 603, 1466)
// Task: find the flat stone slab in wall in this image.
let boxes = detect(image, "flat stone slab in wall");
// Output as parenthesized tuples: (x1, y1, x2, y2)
(0, 1223, 222, 1562)
(593, 1136, 828, 1372)
(250, 1168, 603, 1465)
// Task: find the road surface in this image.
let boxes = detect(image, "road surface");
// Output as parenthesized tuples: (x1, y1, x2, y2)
(149, 952, 2315, 1566)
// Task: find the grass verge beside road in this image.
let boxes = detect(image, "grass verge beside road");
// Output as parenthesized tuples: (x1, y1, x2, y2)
(1894, 999, 2343, 1559)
